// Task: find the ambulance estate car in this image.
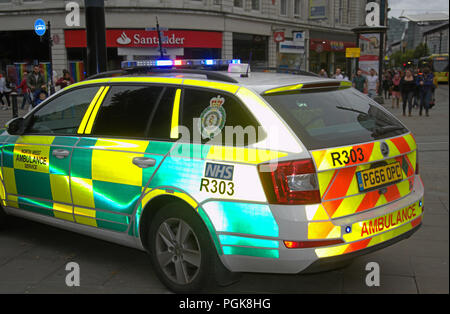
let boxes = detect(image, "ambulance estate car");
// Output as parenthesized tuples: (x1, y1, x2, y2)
(0, 60, 424, 292)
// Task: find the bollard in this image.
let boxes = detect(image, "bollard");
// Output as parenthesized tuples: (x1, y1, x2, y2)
(11, 91, 19, 118)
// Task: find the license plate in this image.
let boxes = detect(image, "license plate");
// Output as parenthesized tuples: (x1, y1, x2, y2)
(356, 162, 403, 192)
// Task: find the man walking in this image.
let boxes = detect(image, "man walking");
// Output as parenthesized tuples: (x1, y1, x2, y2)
(367, 68, 379, 99)
(352, 69, 368, 93)
(27, 65, 47, 107)
(332, 68, 344, 80)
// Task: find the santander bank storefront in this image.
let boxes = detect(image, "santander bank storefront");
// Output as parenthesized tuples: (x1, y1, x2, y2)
(64, 29, 223, 79)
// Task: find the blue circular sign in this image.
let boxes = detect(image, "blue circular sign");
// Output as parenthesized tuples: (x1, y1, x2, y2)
(34, 19, 46, 36)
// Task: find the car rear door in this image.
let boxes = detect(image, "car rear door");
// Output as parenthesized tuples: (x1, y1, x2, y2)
(70, 83, 178, 234)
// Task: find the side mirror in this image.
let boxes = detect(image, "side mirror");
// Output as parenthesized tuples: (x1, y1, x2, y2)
(6, 117, 25, 135)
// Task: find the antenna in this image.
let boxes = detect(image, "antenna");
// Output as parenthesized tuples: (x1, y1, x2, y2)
(241, 51, 252, 78)
(156, 16, 164, 59)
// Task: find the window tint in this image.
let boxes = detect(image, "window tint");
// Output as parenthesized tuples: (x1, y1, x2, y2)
(91, 85, 175, 139)
(181, 88, 262, 146)
(263, 88, 408, 150)
(27, 86, 100, 135)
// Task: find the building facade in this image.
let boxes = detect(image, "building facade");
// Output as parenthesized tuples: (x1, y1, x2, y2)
(0, 0, 369, 84)
(423, 22, 449, 55)
(387, 17, 406, 49)
(401, 13, 449, 51)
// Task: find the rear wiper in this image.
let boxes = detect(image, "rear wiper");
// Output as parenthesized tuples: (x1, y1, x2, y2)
(336, 106, 367, 116)
(371, 125, 406, 137)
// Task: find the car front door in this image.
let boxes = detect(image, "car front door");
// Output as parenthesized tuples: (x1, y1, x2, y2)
(1, 85, 103, 221)
(70, 84, 178, 235)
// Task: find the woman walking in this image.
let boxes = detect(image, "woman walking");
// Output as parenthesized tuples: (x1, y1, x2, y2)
(391, 72, 401, 109)
(400, 69, 416, 117)
(382, 71, 392, 99)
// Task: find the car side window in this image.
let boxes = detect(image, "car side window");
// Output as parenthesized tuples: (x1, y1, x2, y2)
(181, 88, 262, 146)
(27, 86, 100, 135)
(90, 85, 175, 139)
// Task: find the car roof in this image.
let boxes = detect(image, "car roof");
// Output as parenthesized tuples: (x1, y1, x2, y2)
(82, 70, 340, 95)
(225, 72, 339, 94)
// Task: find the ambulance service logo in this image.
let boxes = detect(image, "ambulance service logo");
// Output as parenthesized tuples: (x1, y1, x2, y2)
(199, 95, 226, 139)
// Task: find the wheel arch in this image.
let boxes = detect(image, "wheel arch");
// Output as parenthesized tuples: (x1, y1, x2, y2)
(138, 192, 222, 256)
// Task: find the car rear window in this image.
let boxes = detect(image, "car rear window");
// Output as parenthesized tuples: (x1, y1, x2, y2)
(263, 88, 408, 150)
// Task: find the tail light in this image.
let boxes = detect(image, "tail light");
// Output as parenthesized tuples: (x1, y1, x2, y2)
(284, 239, 344, 249)
(258, 159, 321, 205)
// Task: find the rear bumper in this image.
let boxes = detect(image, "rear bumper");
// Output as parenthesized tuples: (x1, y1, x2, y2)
(302, 221, 421, 273)
(218, 175, 424, 274)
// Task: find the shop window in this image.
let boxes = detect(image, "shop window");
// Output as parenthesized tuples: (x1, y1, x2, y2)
(233, 0, 243, 8)
(294, 0, 301, 17)
(251, 0, 260, 11)
(233, 33, 268, 67)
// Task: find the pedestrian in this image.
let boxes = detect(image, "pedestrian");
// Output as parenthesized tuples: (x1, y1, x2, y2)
(400, 69, 416, 117)
(382, 71, 392, 99)
(391, 71, 401, 109)
(412, 69, 420, 108)
(35, 90, 48, 107)
(0, 72, 12, 110)
(27, 65, 47, 107)
(332, 68, 344, 80)
(430, 74, 439, 109)
(366, 68, 379, 99)
(55, 69, 74, 89)
(17, 71, 32, 110)
(318, 69, 328, 78)
(352, 69, 368, 93)
(417, 67, 434, 117)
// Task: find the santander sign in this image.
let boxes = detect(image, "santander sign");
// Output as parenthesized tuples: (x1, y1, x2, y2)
(64, 29, 223, 49)
(116, 31, 185, 46)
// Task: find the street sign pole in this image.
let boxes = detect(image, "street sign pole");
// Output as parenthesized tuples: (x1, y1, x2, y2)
(47, 21, 55, 95)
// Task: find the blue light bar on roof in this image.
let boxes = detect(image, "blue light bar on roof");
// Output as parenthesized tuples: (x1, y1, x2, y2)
(121, 59, 241, 69)
(155, 60, 173, 67)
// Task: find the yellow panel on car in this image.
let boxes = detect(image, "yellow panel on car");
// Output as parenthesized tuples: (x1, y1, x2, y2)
(183, 79, 239, 94)
(207, 146, 287, 164)
(94, 138, 149, 153)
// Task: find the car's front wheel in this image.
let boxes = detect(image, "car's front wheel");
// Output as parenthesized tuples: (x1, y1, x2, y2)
(148, 203, 218, 293)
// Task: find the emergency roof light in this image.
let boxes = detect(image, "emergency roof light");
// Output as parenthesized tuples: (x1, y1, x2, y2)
(121, 59, 241, 69)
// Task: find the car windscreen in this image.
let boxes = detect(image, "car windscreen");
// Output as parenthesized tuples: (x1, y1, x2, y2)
(263, 88, 408, 150)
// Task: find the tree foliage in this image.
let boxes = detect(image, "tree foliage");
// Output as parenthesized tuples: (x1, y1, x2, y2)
(388, 43, 430, 68)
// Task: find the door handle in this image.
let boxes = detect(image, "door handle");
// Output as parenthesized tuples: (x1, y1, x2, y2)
(132, 157, 156, 168)
(52, 149, 70, 159)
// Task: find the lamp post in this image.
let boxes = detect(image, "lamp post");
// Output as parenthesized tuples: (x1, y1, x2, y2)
(84, 0, 107, 77)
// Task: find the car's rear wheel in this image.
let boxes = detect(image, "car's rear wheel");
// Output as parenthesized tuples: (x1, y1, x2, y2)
(148, 203, 218, 293)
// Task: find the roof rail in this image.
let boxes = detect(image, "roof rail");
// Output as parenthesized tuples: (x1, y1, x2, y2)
(86, 67, 239, 84)
(252, 67, 319, 77)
